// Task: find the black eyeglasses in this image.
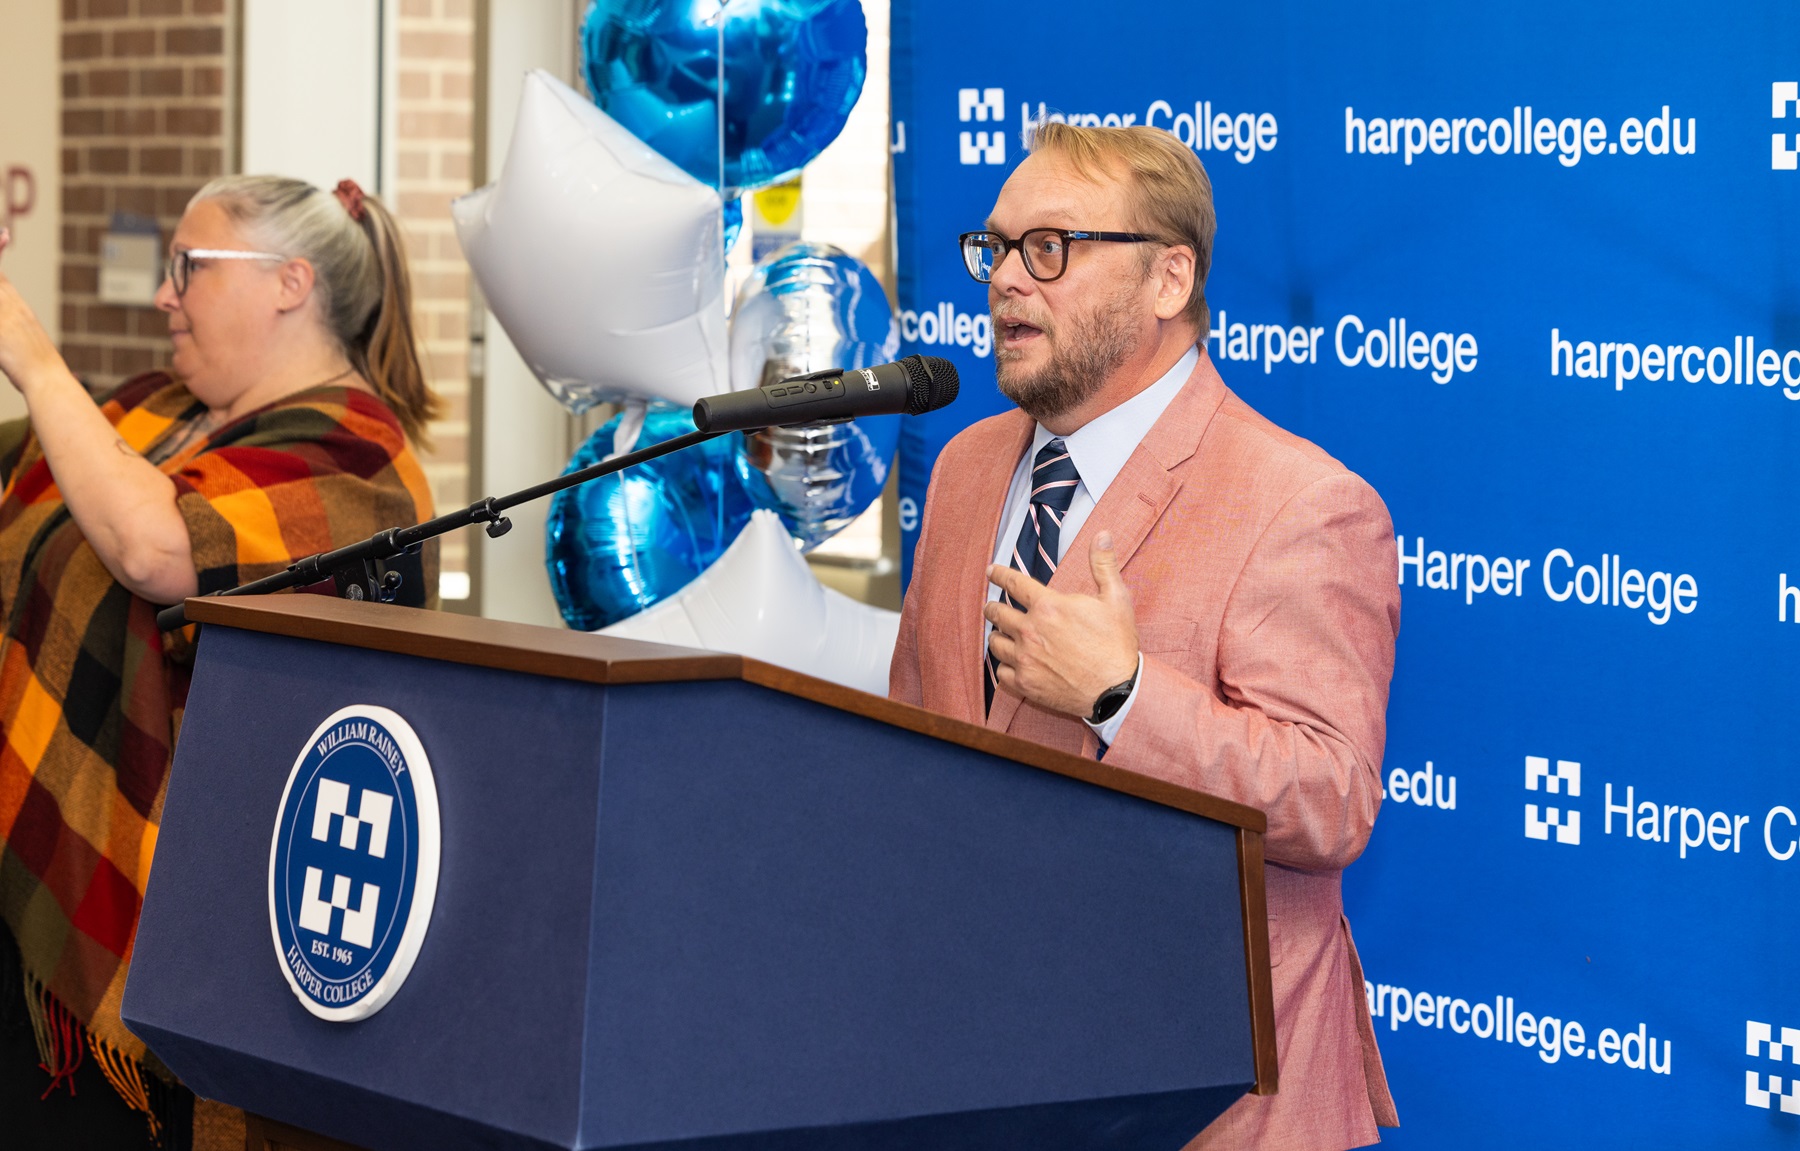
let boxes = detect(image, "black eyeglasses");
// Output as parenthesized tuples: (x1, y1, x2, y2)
(165, 247, 287, 297)
(959, 228, 1158, 284)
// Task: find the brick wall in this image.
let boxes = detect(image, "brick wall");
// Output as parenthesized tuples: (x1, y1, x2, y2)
(60, 0, 232, 390)
(391, 0, 475, 580)
(59, 0, 476, 583)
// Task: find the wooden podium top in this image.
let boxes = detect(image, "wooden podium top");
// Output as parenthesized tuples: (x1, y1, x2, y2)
(186, 594, 1266, 835)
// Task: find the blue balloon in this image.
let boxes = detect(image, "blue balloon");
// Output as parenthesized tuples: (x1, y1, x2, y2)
(546, 405, 757, 630)
(580, 0, 867, 192)
(728, 241, 901, 548)
(736, 416, 898, 550)
(723, 195, 743, 253)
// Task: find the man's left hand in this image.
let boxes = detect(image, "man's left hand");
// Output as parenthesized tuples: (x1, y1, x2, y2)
(985, 532, 1139, 718)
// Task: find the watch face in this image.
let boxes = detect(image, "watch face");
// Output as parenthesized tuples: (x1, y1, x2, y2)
(1091, 683, 1130, 724)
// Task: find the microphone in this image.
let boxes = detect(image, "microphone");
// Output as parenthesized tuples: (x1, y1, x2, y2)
(692, 355, 959, 433)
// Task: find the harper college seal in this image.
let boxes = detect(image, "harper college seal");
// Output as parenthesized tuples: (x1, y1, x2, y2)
(268, 705, 440, 1021)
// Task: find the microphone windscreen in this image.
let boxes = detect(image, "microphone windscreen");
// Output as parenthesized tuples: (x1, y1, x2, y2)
(902, 355, 959, 414)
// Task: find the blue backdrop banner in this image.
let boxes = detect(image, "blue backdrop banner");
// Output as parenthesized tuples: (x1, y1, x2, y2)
(891, 2, 1800, 1145)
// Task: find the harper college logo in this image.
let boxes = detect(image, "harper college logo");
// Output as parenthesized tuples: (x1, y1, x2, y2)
(1525, 755, 1580, 845)
(1746, 1020, 1800, 1112)
(1775, 83, 1800, 170)
(268, 705, 440, 1021)
(959, 87, 1005, 165)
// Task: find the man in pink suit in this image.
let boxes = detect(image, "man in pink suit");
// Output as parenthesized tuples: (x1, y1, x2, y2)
(889, 122, 1401, 1150)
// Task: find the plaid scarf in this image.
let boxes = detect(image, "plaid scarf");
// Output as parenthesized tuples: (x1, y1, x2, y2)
(0, 372, 436, 1138)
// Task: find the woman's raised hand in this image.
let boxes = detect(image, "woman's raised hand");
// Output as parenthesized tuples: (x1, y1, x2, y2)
(0, 228, 63, 391)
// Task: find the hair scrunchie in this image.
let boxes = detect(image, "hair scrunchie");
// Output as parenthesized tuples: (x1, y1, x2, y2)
(333, 178, 367, 222)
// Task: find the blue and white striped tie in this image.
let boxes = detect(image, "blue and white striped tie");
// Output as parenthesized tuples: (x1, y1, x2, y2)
(986, 438, 1081, 713)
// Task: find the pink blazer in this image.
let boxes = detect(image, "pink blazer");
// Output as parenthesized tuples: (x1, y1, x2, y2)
(891, 351, 1401, 1151)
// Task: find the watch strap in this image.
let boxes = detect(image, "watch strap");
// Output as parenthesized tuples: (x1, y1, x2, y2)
(1087, 665, 1139, 725)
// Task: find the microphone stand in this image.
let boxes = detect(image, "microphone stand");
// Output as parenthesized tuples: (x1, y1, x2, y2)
(154, 427, 727, 632)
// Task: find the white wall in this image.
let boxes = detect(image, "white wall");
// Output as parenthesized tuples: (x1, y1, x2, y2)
(242, 0, 383, 191)
(798, 0, 890, 271)
(473, 0, 580, 628)
(0, 0, 60, 422)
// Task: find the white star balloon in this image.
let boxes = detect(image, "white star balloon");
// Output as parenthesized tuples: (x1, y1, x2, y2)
(453, 69, 727, 413)
(599, 511, 899, 697)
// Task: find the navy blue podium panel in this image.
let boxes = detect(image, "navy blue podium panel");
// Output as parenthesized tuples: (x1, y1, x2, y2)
(123, 598, 1271, 1151)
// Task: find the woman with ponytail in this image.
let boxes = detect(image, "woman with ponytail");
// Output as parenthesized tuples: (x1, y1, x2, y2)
(0, 176, 439, 1148)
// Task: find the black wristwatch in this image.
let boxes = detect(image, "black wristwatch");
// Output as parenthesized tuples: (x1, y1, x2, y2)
(1087, 661, 1139, 725)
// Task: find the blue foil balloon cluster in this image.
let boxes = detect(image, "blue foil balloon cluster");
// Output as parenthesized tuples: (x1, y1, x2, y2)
(580, 0, 868, 192)
(548, 3, 885, 632)
(546, 406, 756, 631)
(547, 242, 898, 630)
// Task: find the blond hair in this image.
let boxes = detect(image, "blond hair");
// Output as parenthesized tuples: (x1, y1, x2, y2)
(1028, 122, 1217, 340)
(191, 174, 441, 443)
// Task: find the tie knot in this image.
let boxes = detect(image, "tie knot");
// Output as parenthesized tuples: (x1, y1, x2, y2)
(1029, 438, 1080, 514)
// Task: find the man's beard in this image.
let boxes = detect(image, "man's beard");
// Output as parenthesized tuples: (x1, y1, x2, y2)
(993, 284, 1143, 424)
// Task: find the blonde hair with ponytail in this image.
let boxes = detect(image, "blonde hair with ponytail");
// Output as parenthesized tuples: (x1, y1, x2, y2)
(190, 174, 442, 443)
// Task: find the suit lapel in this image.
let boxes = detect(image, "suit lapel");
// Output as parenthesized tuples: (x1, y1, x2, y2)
(1050, 459, 1179, 597)
(960, 416, 1034, 725)
(991, 352, 1231, 735)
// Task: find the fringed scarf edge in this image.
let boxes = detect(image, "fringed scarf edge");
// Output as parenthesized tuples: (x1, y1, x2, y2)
(22, 967, 178, 1146)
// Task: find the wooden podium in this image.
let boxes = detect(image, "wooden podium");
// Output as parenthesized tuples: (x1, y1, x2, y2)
(123, 596, 1276, 1151)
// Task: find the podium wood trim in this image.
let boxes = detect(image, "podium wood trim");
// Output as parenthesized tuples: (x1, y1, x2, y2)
(245, 1112, 372, 1151)
(182, 594, 1280, 1094)
(186, 595, 1267, 833)
(1237, 829, 1279, 1095)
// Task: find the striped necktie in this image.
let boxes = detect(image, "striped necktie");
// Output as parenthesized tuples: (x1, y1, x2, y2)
(986, 438, 1081, 712)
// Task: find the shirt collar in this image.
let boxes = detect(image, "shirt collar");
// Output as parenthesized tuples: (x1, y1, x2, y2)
(1033, 345, 1199, 501)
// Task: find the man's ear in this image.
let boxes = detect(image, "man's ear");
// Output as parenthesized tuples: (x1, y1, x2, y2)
(274, 257, 318, 314)
(1152, 245, 1196, 322)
